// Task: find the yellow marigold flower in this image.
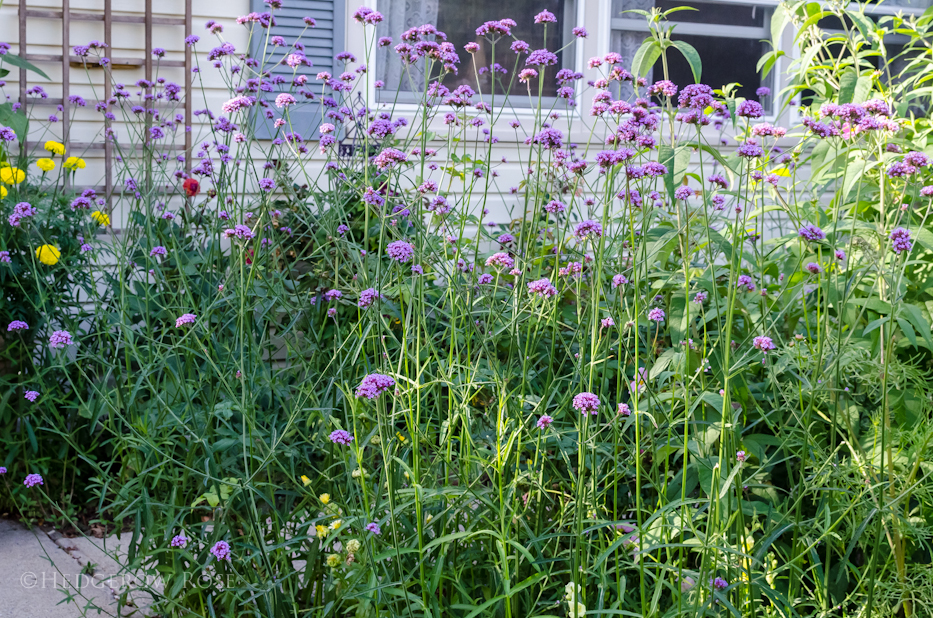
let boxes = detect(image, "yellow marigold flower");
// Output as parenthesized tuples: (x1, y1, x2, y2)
(315, 524, 327, 538)
(91, 210, 110, 226)
(300, 475, 312, 486)
(44, 141, 66, 156)
(325, 554, 341, 568)
(0, 186, 7, 199)
(319, 493, 330, 505)
(63, 157, 86, 170)
(36, 245, 61, 266)
(328, 519, 341, 530)
(0, 167, 25, 184)
(36, 158, 55, 172)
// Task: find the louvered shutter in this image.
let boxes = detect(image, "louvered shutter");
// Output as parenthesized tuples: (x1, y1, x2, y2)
(249, 0, 345, 140)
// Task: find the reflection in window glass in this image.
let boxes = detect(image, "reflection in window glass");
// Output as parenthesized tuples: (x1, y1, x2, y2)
(611, 0, 772, 109)
(376, 0, 570, 101)
(652, 35, 770, 103)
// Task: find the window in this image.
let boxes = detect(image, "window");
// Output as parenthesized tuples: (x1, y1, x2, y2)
(248, 0, 346, 139)
(611, 0, 773, 110)
(376, 0, 576, 103)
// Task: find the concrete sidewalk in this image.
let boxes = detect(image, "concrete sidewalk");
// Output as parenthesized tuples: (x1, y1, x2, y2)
(0, 519, 153, 617)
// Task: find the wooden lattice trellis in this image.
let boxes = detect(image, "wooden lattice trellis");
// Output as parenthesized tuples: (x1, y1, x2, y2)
(18, 0, 193, 200)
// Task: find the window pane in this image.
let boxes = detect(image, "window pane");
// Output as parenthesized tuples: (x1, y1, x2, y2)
(651, 34, 770, 102)
(377, 0, 568, 100)
(654, 0, 765, 27)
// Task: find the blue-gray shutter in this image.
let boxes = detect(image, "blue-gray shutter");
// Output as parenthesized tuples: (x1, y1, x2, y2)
(249, 0, 345, 140)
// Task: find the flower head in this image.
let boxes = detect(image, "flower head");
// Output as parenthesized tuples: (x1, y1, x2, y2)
(171, 533, 189, 548)
(63, 157, 86, 170)
(753, 336, 776, 352)
(355, 373, 396, 399)
(24, 390, 39, 402)
(574, 220, 602, 241)
(890, 227, 913, 253)
(24, 473, 43, 488)
(647, 308, 665, 323)
(91, 210, 111, 226)
(485, 252, 514, 269)
(572, 392, 600, 415)
(0, 167, 25, 184)
(44, 140, 66, 155)
(365, 522, 382, 535)
(36, 158, 55, 172)
(358, 288, 382, 308)
(386, 240, 414, 263)
(527, 277, 557, 298)
(49, 330, 73, 348)
(798, 224, 825, 242)
(329, 429, 354, 445)
(7, 320, 28, 331)
(175, 313, 197, 328)
(536, 415, 554, 429)
(275, 93, 297, 108)
(183, 177, 200, 197)
(210, 540, 231, 561)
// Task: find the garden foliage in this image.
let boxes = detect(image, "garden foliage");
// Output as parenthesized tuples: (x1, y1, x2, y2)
(3, 1, 933, 616)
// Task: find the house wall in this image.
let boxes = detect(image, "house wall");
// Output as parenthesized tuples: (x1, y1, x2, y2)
(0, 0, 809, 234)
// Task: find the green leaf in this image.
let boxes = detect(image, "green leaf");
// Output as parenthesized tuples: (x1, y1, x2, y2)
(771, 3, 789, 45)
(0, 102, 28, 137)
(897, 317, 919, 348)
(795, 11, 831, 43)
(671, 40, 702, 83)
(631, 39, 661, 79)
(659, 145, 676, 198)
(846, 10, 876, 40)
(853, 76, 872, 103)
(900, 304, 933, 349)
(838, 69, 857, 104)
(756, 50, 786, 79)
(2, 54, 50, 80)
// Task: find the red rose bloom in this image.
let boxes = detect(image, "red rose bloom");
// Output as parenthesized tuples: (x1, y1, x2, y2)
(183, 177, 200, 197)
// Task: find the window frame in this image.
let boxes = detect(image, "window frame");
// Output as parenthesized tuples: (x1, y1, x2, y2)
(372, 0, 581, 110)
(611, 0, 779, 119)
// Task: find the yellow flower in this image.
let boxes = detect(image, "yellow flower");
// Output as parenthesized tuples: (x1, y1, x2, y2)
(36, 158, 55, 172)
(0, 167, 25, 184)
(325, 554, 341, 568)
(300, 475, 312, 486)
(36, 245, 60, 266)
(319, 493, 330, 505)
(91, 210, 110, 226)
(63, 157, 86, 170)
(315, 524, 327, 538)
(44, 141, 66, 156)
(0, 186, 7, 199)
(328, 519, 341, 530)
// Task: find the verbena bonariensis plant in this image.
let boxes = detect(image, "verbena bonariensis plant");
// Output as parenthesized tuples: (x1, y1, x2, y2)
(2, 1, 933, 616)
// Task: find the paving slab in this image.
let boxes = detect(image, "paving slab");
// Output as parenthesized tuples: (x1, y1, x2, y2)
(0, 518, 122, 617)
